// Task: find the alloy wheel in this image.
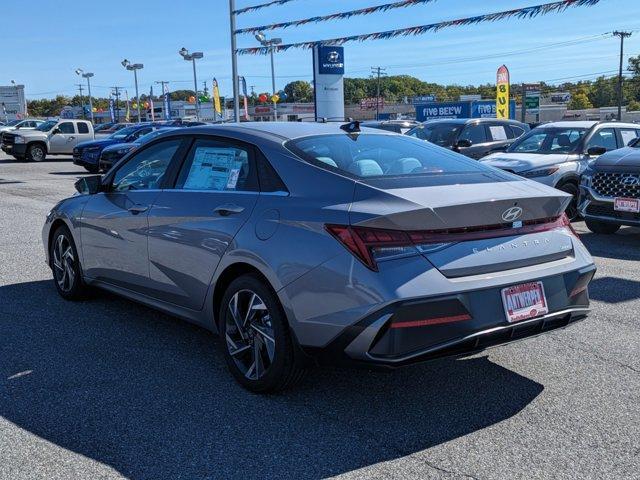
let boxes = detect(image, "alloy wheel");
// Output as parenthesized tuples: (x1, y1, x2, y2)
(52, 234, 75, 292)
(31, 146, 45, 162)
(225, 289, 276, 380)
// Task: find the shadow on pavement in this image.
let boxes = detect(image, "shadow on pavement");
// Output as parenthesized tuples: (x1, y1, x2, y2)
(588, 276, 640, 303)
(579, 227, 640, 261)
(0, 280, 543, 479)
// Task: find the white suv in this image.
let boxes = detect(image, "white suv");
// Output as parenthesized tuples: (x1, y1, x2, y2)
(482, 121, 640, 219)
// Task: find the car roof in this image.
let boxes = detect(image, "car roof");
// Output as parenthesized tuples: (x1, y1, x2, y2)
(536, 120, 639, 129)
(178, 121, 397, 142)
(422, 118, 524, 125)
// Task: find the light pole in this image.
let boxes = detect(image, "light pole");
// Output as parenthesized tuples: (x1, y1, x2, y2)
(179, 48, 204, 121)
(75, 69, 94, 123)
(255, 31, 282, 121)
(121, 59, 144, 121)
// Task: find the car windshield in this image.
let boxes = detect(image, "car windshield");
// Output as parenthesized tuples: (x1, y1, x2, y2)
(35, 120, 58, 132)
(286, 133, 492, 179)
(406, 123, 462, 148)
(508, 127, 588, 154)
(110, 126, 142, 140)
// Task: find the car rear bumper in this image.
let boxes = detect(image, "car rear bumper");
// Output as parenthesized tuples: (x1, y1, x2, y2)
(300, 264, 594, 368)
(579, 185, 640, 227)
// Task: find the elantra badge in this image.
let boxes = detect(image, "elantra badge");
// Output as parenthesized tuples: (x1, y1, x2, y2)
(502, 206, 523, 222)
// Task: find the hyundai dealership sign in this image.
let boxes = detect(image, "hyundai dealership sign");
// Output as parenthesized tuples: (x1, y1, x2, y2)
(416, 100, 516, 121)
(313, 45, 345, 120)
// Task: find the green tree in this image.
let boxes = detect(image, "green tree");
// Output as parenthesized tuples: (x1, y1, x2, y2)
(283, 80, 313, 102)
(568, 90, 593, 110)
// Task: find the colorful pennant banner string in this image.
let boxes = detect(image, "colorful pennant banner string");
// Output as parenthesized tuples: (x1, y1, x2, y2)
(236, 0, 602, 54)
(234, 0, 301, 15)
(235, 0, 439, 35)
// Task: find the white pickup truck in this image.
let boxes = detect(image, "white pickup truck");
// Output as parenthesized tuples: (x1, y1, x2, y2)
(1, 118, 94, 161)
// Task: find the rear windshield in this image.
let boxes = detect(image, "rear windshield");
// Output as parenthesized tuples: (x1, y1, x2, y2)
(286, 133, 496, 179)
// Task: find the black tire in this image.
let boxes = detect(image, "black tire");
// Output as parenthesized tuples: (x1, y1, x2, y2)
(558, 182, 579, 221)
(585, 219, 621, 234)
(219, 274, 305, 393)
(26, 143, 46, 162)
(50, 225, 87, 300)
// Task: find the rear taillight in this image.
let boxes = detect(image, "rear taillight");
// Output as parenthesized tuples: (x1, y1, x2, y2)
(325, 225, 450, 271)
(326, 214, 575, 271)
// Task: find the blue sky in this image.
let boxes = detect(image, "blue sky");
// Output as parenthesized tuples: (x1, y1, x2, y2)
(3, 0, 640, 100)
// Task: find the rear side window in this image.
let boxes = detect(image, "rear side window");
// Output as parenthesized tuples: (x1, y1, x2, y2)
(77, 122, 90, 134)
(176, 139, 258, 192)
(619, 128, 640, 147)
(488, 125, 509, 141)
(286, 133, 493, 179)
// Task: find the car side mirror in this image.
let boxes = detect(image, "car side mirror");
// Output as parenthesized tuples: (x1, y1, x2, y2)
(587, 146, 607, 156)
(51, 127, 61, 135)
(75, 175, 103, 195)
(628, 138, 639, 147)
(456, 139, 472, 148)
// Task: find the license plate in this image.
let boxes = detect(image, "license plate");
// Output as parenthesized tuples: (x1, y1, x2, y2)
(501, 281, 548, 323)
(614, 197, 640, 213)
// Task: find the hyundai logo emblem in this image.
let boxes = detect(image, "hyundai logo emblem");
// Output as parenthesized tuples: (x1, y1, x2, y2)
(502, 206, 523, 222)
(327, 51, 340, 62)
(621, 176, 639, 186)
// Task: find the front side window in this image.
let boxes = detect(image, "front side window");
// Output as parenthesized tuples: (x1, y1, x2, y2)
(112, 139, 181, 192)
(406, 123, 462, 148)
(176, 139, 257, 192)
(509, 127, 587, 154)
(586, 128, 617, 151)
(128, 127, 153, 141)
(58, 122, 75, 134)
(459, 124, 487, 144)
(287, 133, 496, 179)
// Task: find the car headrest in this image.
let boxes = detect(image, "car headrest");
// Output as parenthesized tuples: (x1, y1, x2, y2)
(557, 134, 571, 147)
(316, 156, 338, 168)
(348, 159, 383, 177)
(386, 157, 422, 174)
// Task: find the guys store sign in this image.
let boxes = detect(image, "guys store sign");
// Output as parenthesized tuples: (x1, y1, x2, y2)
(416, 100, 516, 121)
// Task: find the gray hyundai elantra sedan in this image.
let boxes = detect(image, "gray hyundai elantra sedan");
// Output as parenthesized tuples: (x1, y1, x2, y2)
(43, 122, 596, 392)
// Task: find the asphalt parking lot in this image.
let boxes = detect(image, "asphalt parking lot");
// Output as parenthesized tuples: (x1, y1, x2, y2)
(0, 152, 638, 480)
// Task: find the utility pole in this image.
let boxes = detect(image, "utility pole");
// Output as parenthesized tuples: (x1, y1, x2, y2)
(371, 66, 386, 121)
(75, 84, 85, 119)
(229, 0, 240, 122)
(155, 81, 170, 120)
(111, 86, 122, 122)
(613, 31, 632, 121)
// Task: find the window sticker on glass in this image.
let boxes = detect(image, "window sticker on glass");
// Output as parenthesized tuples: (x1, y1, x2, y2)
(489, 126, 508, 141)
(620, 129, 638, 147)
(184, 147, 243, 190)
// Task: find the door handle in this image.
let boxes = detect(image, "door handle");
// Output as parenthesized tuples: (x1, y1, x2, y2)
(128, 204, 149, 215)
(214, 204, 245, 216)
(68, 136, 75, 141)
